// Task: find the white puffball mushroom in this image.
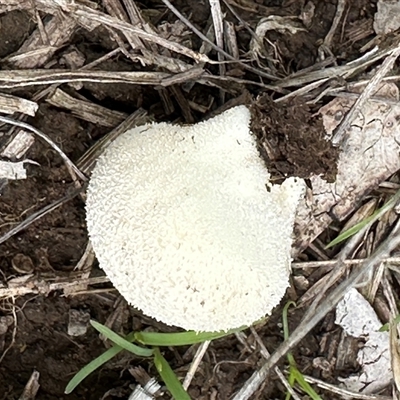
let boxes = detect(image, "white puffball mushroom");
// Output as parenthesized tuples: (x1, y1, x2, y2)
(86, 106, 304, 332)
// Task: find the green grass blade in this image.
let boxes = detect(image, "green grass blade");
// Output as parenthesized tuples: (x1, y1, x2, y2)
(65, 331, 136, 394)
(282, 301, 321, 399)
(284, 366, 297, 400)
(325, 195, 399, 249)
(325, 212, 378, 248)
(380, 313, 400, 332)
(154, 348, 191, 400)
(294, 369, 323, 400)
(65, 344, 122, 394)
(90, 320, 153, 357)
(282, 301, 297, 399)
(135, 326, 244, 346)
(282, 301, 296, 342)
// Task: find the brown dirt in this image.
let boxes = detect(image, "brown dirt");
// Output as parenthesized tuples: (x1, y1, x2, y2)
(250, 94, 340, 184)
(0, 0, 383, 399)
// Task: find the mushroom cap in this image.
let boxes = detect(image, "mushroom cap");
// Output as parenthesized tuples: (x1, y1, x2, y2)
(86, 106, 304, 332)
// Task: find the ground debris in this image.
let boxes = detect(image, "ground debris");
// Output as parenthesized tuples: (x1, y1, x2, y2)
(335, 288, 391, 394)
(374, 0, 400, 35)
(68, 309, 91, 337)
(0, 160, 37, 180)
(0, 0, 392, 399)
(250, 93, 339, 183)
(17, 370, 40, 400)
(294, 82, 400, 253)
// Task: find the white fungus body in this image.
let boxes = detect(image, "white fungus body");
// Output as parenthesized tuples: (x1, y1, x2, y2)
(86, 106, 304, 332)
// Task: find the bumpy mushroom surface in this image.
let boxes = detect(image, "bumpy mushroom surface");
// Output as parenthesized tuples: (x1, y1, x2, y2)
(86, 106, 304, 332)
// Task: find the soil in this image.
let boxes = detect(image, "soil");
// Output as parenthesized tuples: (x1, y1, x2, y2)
(0, 0, 383, 399)
(250, 94, 340, 184)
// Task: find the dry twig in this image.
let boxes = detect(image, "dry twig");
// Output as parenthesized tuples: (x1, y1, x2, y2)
(46, 88, 127, 127)
(0, 275, 110, 299)
(0, 186, 85, 246)
(303, 375, 392, 400)
(0, 94, 37, 116)
(0, 115, 86, 181)
(234, 214, 400, 399)
(331, 41, 400, 145)
(183, 340, 211, 390)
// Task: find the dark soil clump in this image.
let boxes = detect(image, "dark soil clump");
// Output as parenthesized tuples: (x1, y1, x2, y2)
(251, 94, 340, 183)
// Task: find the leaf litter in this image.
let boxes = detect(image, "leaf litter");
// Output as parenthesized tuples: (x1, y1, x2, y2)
(0, 0, 399, 399)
